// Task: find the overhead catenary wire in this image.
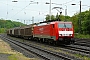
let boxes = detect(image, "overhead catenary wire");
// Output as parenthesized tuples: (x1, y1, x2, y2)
(81, 5, 90, 10)
(10, 2, 38, 19)
(62, 0, 76, 5)
(0, 1, 36, 17)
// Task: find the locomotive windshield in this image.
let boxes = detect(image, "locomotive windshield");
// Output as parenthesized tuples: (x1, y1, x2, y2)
(58, 23, 72, 28)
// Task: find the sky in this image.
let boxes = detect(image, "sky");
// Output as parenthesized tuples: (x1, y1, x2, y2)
(0, 0, 90, 24)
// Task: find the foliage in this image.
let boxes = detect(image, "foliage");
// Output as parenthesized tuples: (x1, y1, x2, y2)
(0, 28, 6, 33)
(79, 10, 90, 34)
(69, 14, 79, 33)
(0, 19, 26, 33)
(75, 33, 90, 39)
(75, 54, 90, 60)
(45, 14, 55, 20)
(45, 14, 70, 21)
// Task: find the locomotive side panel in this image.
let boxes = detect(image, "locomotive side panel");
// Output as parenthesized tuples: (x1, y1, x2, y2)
(33, 23, 58, 41)
(50, 24, 59, 41)
(33, 24, 51, 39)
(41, 25, 51, 37)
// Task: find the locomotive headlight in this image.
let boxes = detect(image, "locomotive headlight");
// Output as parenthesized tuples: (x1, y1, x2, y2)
(69, 34, 72, 36)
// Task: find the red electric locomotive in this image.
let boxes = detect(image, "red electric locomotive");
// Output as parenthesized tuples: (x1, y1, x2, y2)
(33, 21, 74, 44)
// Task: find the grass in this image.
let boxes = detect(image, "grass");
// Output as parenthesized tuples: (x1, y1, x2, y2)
(75, 54, 90, 60)
(8, 55, 18, 60)
(75, 33, 90, 39)
(0, 38, 37, 60)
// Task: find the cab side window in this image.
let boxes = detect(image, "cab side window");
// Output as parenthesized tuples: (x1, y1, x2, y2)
(52, 24, 54, 28)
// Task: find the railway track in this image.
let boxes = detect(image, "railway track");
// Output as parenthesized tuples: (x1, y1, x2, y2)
(74, 38, 90, 47)
(75, 38, 90, 44)
(74, 42, 90, 47)
(64, 45, 90, 57)
(0, 34, 80, 60)
(59, 38, 90, 57)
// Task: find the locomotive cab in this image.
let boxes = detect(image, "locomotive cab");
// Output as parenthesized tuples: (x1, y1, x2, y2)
(58, 22, 74, 37)
(57, 22, 74, 44)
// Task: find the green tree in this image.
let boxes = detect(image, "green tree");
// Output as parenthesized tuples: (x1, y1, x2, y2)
(0, 19, 26, 33)
(45, 14, 55, 21)
(82, 10, 90, 34)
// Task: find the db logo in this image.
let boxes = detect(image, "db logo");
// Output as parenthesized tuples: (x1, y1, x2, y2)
(39, 28, 43, 31)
